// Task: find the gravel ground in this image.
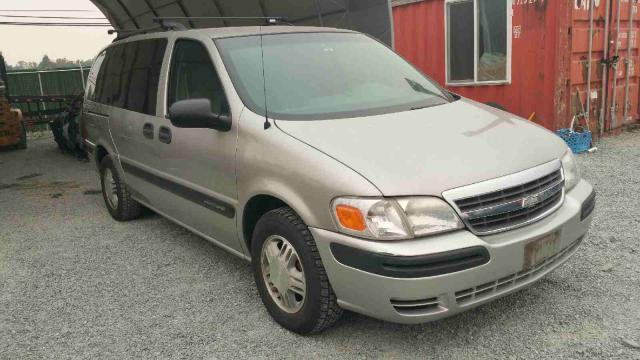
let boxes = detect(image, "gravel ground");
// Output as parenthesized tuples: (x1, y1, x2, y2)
(1, 133, 639, 359)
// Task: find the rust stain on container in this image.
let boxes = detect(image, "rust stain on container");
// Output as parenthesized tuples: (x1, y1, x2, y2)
(393, 0, 640, 134)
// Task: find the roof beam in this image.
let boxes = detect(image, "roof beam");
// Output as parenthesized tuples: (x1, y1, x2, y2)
(257, 0, 267, 17)
(141, 0, 159, 17)
(210, 0, 228, 26)
(115, 0, 140, 28)
(175, 0, 195, 28)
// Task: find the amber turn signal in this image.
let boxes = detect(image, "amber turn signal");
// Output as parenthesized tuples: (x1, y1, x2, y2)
(335, 204, 366, 231)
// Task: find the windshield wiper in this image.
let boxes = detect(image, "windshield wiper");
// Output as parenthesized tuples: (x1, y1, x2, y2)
(404, 78, 448, 101)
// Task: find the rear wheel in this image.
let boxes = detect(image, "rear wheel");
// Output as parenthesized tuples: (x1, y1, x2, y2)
(251, 206, 342, 334)
(99, 155, 141, 221)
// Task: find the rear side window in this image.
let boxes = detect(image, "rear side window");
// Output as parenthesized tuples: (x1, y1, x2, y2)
(100, 44, 125, 105)
(113, 41, 137, 108)
(94, 48, 112, 104)
(126, 39, 167, 115)
(86, 51, 106, 102)
(93, 38, 167, 115)
(167, 39, 229, 116)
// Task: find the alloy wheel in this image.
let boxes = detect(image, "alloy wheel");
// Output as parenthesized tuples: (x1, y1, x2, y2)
(260, 235, 307, 313)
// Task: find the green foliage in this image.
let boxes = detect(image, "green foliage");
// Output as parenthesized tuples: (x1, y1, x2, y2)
(7, 55, 93, 71)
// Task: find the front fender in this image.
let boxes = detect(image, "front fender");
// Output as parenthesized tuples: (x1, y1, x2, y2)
(236, 110, 381, 251)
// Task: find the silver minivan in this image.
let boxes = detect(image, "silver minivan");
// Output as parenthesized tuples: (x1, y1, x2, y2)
(82, 26, 595, 334)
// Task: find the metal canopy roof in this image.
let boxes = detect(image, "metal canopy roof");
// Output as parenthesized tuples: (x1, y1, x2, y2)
(90, 0, 393, 46)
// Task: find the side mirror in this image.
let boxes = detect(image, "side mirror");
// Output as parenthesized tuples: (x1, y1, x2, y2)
(167, 98, 231, 132)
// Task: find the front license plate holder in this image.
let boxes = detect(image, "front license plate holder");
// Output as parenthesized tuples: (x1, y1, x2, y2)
(523, 232, 559, 270)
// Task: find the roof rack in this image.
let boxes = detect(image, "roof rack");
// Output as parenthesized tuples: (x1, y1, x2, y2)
(152, 16, 291, 26)
(108, 19, 187, 40)
(109, 16, 291, 40)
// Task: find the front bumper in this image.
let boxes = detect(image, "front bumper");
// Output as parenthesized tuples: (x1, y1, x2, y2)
(312, 180, 595, 324)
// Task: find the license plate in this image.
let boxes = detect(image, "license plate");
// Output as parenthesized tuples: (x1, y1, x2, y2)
(523, 232, 559, 270)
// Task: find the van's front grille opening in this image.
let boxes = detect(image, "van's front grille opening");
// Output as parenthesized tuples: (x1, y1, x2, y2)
(390, 297, 442, 315)
(454, 169, 564, 235)
(454, 237, 582, 306)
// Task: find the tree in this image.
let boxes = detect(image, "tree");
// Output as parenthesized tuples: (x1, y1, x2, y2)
(12, 61, 37, 70)
(7, 57, 93, 70)
(39, 55, 53, 70)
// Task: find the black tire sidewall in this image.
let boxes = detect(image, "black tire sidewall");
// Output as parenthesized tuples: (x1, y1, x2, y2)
(251, 210, 325, 334)
(99, 156, 123, 219)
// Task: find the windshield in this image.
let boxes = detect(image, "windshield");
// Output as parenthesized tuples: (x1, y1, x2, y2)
(215, 32, 450, 120)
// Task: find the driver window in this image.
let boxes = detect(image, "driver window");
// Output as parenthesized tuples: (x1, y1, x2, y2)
(167, 39, 230, 116)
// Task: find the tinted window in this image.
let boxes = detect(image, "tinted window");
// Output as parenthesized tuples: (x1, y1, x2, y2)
(86, 51, 107, 102)
(93, 39, 166, 115)
(126, 39, 167, 115)
(94, 49, 112, 103)
(113, 41, 137, 108)
(101, 44, 125, 105)
(168, 40, 229, 115)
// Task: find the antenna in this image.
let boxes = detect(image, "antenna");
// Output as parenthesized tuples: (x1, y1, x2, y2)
(259, 26, 271, 130)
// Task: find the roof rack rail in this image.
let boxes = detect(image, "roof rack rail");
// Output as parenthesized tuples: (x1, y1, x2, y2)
(108, 19, 186, 41)
(108, 26, 158, 36)
(108, 16, 291, 40)
(152, 16, 291, 26)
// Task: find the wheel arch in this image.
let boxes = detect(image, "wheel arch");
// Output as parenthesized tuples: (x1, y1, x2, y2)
(241, 192, 317, 252)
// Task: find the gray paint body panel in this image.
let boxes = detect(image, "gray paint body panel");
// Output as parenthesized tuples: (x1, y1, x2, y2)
(276, 99, 569, 197)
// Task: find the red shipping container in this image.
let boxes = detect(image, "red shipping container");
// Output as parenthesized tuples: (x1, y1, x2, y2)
(392, 0, 640, 136)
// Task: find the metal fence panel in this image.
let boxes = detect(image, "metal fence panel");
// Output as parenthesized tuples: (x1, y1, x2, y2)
(6, 68, 87, 118)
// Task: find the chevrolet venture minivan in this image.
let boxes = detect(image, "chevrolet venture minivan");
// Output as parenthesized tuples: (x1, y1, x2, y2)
(82, 26, 595, 334)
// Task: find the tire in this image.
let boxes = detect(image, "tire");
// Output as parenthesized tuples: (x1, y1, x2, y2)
(16, 122, 27, 150)
(99, 155, 142, 221)
(251, 206, 342, 334)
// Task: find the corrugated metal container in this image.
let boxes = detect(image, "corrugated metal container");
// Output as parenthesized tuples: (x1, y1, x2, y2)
(393, 0, 640, 135)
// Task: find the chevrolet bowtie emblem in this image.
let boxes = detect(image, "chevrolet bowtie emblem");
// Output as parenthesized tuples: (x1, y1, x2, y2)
(522, 194, 541, 209)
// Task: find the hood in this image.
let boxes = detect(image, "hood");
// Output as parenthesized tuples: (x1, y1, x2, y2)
(275, 99, 568, 196)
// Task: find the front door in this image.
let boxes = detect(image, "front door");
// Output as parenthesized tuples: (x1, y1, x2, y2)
(143, 37, 241, 253)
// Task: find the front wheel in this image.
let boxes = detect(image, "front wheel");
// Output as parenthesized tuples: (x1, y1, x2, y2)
(251, 207, 343, 334)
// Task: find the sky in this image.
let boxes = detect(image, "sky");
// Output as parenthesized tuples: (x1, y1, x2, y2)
(0, 0, 115, 65)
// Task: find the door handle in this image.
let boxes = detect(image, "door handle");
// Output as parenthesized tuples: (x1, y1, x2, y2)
(142, 123, 154, 139)
(158, 126, 172, 144)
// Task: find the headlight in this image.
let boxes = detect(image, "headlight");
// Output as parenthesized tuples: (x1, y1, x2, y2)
(561, 150, 581, 191)
(332, 197, 464, 240)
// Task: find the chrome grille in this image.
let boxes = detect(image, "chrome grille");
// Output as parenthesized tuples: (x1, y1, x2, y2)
(453, 169, 564, 235)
